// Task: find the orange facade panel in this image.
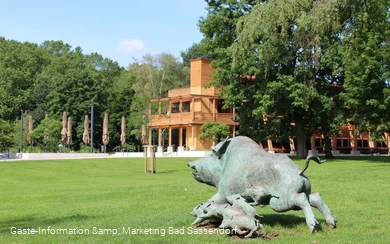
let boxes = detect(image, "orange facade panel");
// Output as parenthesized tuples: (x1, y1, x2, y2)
(186, 125, 213, 150)
(168, 88, 190, 98)
(190, 60, 202, 88)
(201, 60, 214, 84)
(190, 58, 216, 96)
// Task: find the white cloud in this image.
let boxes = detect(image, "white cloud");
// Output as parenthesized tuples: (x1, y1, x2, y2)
(114, 39, 148, 54)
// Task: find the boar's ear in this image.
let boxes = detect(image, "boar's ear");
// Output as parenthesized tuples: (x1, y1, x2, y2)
(214, 136, 230, 159)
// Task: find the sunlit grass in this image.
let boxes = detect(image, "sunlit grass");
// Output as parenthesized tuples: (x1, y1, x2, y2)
(0, 156, 389, 243)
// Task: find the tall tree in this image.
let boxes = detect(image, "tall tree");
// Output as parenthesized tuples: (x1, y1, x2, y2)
(341, 0, 390, 140)
(128, 53, 189, 142)
(0, 38, 135, 151)
(181, 41, 213, 67)
(0, 119, 14, 151)
(40, 42, 126, 150)
(105, 69, 136, 149)
(0, 38, 49, 122)
(199, 0, 366, 158)
(30, 118, 62, 152)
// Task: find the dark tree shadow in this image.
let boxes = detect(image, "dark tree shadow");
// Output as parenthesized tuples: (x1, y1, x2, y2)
(261, 214, 307, 228)
(331, 156, 390, 163)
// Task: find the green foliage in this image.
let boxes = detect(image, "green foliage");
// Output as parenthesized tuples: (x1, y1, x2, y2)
(0, 119, 14, 150)
(0, 37, 194, 152)
(180, 41, 213, 67)
(40, 43, 126, 150)
(9, 113, 33, 152)
(0, 38, 49, 121)
(129, 53, 190, 100)
(78, 144, 91, 153)
(200, 122, 230, 143)
(341, 0, 390, 138)
(199, 0, 390, 158)
(0, 38, 141, 151)
(30, 118, 62, 152)
(128, 53, 190, 141)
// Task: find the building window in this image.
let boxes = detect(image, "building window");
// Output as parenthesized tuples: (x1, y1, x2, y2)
(182, 102, 190, 112)
(217, 100, 232, 113)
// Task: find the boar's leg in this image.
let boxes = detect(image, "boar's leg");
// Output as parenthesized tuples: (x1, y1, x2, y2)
(258, 222, 266, 236)
(207, 193, 228, 204)
(191, 217, 204, 225)
(270, 192, 319, 233)
(244, 228, 257, 238)
(224, 226, 248, 237)
(309, 192, 337, 228)
(293, 192, 320, 233)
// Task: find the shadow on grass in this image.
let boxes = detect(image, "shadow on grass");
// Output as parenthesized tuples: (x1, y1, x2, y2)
(261, 214, 307, 229)
(332, 156, 390, 163)
(0, 214, 94, 234)
(290, 155, 389, 163)
(156, 169, 191, 174)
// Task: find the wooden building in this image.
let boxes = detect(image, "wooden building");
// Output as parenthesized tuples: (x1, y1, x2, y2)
(309, 125, 390, 155)
(147, 58, 238, 152)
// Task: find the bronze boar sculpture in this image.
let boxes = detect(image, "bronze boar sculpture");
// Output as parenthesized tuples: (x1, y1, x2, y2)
(188, 136, 336, 237)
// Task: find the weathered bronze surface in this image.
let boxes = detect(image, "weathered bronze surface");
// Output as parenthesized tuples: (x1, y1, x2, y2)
(188, 136, 336, 237)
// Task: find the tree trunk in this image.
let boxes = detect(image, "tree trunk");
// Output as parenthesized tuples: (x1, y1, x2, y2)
(295, 120, 307, 159)
(323, 135, 334, 159)
(322, 127, 334, 159)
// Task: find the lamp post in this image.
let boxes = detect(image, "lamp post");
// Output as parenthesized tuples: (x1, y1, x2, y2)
(90, 100, 94, 153)
(20, 109, 23, 155)
(231, 116, 239, 137)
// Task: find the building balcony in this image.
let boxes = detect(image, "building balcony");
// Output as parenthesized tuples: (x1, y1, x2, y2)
(148, 112, 237, 128)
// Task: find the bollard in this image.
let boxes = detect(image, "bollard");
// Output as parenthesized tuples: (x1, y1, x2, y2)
(143, 145, 156, 174)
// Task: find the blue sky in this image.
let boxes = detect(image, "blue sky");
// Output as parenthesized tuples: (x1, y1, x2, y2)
(0, 0, 208, 67)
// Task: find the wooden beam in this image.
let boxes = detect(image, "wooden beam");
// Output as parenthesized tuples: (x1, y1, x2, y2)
(213, 98, 216, 122)
(148, 128, 152, 145)
(169, 127, 172, 147)
(158, 128, 162, 147)
(179, 127, 183, 147)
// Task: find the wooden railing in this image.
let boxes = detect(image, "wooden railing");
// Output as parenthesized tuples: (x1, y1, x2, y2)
(148, 112, 237, 127)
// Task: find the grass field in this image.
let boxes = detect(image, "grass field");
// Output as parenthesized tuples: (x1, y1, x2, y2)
(1, 156, 390, 243)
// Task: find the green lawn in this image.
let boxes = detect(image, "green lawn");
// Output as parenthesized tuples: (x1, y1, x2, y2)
(1, 156, 389, 243)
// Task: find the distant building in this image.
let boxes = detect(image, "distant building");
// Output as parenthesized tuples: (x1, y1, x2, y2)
(148, 58, 390, 155)
(311, 125, 390, 156)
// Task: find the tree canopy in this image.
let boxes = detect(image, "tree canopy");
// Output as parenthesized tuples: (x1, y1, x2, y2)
(127, 53, 190, 141)
(0, 38, 188, 152)
(198, 0, 390, 158)
(200, 122, 230, 145)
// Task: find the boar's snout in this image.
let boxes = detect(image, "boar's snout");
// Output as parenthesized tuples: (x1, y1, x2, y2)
(188, 160, 201, 181)
(187, 160, 193, 168)
(188, 160, 197, 170)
